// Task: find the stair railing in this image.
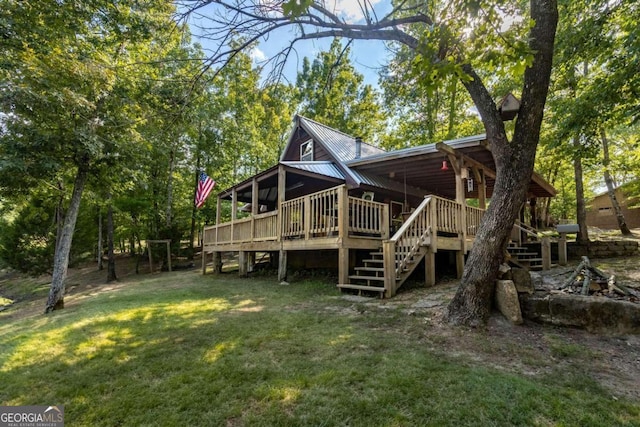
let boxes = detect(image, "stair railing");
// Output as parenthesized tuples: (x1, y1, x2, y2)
(383, 196, 435, 296)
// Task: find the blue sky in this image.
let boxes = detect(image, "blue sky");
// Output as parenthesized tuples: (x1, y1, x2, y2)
(187, 0, 393, 88)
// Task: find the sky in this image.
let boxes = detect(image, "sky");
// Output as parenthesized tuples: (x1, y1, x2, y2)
(186, 0, 394, 88)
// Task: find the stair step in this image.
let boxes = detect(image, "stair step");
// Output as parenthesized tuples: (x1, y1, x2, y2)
(362, 258, 384, 264)
(337, 284, 385, 294)
(348, 274, 385, 282)
(355, 267, 385, 273)
(511, 252, 540, 257)
(519, 257, 543, 262)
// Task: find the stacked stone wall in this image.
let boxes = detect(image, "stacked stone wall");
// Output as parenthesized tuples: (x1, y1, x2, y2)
(567, 240, 639, 259)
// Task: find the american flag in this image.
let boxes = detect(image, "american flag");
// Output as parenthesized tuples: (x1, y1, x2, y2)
(195, 171, 215, 208)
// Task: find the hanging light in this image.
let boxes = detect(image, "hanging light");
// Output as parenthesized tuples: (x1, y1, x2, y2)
(441, 159, 449, 171)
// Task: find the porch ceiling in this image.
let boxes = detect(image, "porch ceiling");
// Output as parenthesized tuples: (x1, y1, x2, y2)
(348, 138, 555, 199)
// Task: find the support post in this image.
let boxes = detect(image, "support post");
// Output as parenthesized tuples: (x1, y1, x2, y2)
(238, 251, 248, 277)
(558, 233, 568, 266)
(278, 249, 287, 281)
(148, 243, 153, 273)
(541, 236, 551, 270)
(425, 247, 436, 287)
(277, 166, 286, 242)
(381, 204, 390, 240)
(337, 185, 349, 239)
(382, 240, 396, 297)
(248, 252, 256, 273)
(338, 247, 349, 285)
(455, 250, 464, 279)
(201, 249, 208, 275)
(166, 241, 172, 272)
(213, 251, 222, 273)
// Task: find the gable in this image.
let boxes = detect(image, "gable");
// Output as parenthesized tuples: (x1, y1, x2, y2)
(280, 115, 385, 164)
(281, 124, 332, 162)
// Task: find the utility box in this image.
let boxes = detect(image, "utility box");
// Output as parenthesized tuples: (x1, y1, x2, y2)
(556, 224, 580, 234)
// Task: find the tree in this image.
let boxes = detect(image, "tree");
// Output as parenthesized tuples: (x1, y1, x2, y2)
(182, 0, 558, 326)
(295, 39, 385, 142)
(0, 0, 180, 311)
(548, 0, 640, 238)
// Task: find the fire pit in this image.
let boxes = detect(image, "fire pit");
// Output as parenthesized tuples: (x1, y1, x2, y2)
(519, 257, 640, 334)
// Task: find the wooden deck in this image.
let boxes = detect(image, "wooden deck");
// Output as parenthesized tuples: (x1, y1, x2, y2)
(202, 184, 490, 297)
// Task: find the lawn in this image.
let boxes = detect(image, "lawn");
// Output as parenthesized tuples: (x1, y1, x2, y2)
(1, 269, 639, 426)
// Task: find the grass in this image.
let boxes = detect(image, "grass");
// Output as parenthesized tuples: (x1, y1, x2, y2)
(1, 271, 639, 426)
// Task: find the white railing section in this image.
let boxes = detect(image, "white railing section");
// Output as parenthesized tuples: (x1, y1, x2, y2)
(348, 196, 388, 238)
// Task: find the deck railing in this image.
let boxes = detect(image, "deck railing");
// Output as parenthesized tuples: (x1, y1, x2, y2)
(383, 195, 476, 296)
(203, 185, 388, 246)
(348, 196, 389, 238)
(465, 205, 484, 237)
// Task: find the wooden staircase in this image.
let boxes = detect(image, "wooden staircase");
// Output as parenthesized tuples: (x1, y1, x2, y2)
(337, 196, 452, 298)
(507, 243, 544, 270)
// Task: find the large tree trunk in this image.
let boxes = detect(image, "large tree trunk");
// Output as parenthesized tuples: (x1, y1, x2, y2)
(446, 0, 558, 326)
(573, 136, 590, 244)
(107, 197, 117, 282)
(601, 128, 632, 235)
(45, 164, 89, 313)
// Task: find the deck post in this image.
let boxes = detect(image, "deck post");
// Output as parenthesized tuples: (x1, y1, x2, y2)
(382, 240, 396, 297)
(201, 249, 208, 275)
(381, 204, 390, 240)
(278, 249, 287, 281)
(558, 234, 567, 265)
(338, 247, 349, 285)
(425, 247, 436, 287)
(541, 236, 551, 270)
(455, 250, 464, 279)
(238, 251, 248, 277)
(247, 252, 256, 273)
(337, 185, 349, 239)
(277, 166, 286, 242)
(213, 251, 222, 273)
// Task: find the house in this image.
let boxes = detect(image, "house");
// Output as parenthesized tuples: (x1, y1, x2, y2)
(202, 115, 556, 297)
(586, 183, 640, 229)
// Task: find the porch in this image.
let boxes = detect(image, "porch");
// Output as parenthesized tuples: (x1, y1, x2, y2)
(202, 184, 487, 297)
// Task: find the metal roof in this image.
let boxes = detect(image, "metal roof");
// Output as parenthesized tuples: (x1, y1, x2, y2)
(346, 134, 488, 167)
(280, 161, 345, 180)
(298, 116, 386, 162)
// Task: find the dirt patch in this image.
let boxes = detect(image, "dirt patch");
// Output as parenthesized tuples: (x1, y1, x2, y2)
(337, 272, 640, 400)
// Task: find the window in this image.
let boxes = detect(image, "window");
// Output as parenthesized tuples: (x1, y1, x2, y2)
(300, 140, 313, 161)
(598, 206, 612, 216)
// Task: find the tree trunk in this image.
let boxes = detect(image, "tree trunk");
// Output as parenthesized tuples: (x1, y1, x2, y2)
(189, 155, 201, 260)
(601, 128, 632, 235)
(97, 207, 103, 271)
(166, 148, 175, 228)
(446, 0, 558, 326)
(573, 135, 590, 244)
(45, 164, 89, 313)
(107, 197, 117, 282)
(55, 180, 64, 254)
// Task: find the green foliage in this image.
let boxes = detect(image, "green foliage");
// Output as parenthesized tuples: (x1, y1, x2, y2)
(0, 200, 56, 276)
(295, 39, 385, 143)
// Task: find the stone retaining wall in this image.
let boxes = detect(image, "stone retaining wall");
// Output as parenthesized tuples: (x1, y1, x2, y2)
(567, 240, 639, 259)
(520, 292, 640, 334)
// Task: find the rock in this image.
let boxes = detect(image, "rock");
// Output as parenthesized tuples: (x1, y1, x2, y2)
(519, 292, 640, 334)
(279, 281, 290, 286)
(494, 280, 523, 325)
(498, 263, 512, 280)
(511, 268, 534, 294)
(530, 271, 543, 289)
